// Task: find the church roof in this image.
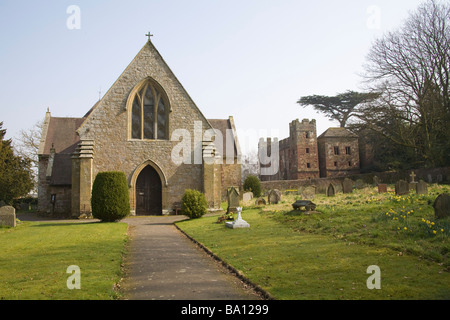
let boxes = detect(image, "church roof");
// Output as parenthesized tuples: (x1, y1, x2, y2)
(41, 117, 85, 155)
(208, 118, 241, 158)
(318, 127, 358, 139)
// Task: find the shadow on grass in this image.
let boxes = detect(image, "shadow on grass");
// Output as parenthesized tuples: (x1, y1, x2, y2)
(30, 221, 104, 227)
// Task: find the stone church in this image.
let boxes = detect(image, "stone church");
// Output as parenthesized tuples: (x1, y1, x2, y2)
(37, 38, 241, 217)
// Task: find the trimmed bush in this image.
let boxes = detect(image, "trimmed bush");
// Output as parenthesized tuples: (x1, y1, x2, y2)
(243, 175, 262, 197)
(181, 189, 208, 219)
(91, 171, 130, 222)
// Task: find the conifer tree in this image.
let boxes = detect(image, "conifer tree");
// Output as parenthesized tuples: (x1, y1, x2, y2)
(0, 122, 34, 205)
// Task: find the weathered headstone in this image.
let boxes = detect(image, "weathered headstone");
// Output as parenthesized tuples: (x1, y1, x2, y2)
(343, 178, 353, 194)
(327, 184, 335, 197)
(395, 180, 409, 195)
(226, 207, 250, 229)
(378, 184, 387, 193)
(355, 179, 365, 189)
(427, 174, 433, 184)
(0, 206, 16, 227)
(268, 189, 281, 204)
(373, 176, 379, 186)
(416, 180, 428, 195)
(433, 193, 450, 219)
(242, 192, 253, 202)
(255, 197, 266, 206)
(227, 186, 240, 213)
(302, 186, 316, 200)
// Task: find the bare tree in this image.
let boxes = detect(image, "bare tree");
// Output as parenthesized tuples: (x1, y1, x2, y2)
(361, 0, 450, 167)
(13, 119, 44, 192)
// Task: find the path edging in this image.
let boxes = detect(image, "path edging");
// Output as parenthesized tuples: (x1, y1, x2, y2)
(174, 223, 275, 300)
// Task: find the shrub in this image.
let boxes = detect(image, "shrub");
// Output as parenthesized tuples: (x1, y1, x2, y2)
(91, 171, 130, 222)
(243, 175, 262, 197)
(181, 189, 208, 219)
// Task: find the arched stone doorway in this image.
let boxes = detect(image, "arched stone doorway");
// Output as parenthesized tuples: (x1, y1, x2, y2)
(135, 165, 162, 215)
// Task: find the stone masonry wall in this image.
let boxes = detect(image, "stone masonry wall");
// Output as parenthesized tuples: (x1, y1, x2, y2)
(75, 41, 216, 213)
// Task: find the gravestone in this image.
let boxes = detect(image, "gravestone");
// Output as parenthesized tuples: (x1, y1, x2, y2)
(268, 189, 281, 204)
(437, 174, 443, 183)
(343, 178, 353, 194)
(355, 179, 365, 189)
(416, 180, 428, 195)
(409, 171, 417, 183)
(226, 207, 250, 229)
(242, 192, 253, 202)
(427, 174, 433, 184)
(227, 187, 240, 213)
(433, 193, 450, 219)
(378, 184, 387, 193)
(327, 184, 335, 197)
(302, 186, 316, 200)
(373, 176, 379, 186)
(395, 180, 409, 195)
(255, 197, 266, 206)
(0, 206, 16, 227)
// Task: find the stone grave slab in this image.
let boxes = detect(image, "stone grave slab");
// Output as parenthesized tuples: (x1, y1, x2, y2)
(0, 206, 16, 227)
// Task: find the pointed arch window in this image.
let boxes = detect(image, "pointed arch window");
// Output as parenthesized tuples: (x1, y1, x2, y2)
(130, 80, 169, 140)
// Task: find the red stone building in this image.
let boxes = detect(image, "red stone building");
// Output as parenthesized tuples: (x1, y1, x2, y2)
(259, 119, 360, 181)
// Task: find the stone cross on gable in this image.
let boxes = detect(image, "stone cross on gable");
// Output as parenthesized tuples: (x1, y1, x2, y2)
(145, 32, 154, 42)
(410, 171, 417, 183)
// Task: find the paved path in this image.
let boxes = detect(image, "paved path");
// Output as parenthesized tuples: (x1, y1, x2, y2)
(120, 216, 261, 300)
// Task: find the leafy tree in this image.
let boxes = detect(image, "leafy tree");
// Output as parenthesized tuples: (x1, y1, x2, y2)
(361, 0, 450, 167)
(297, 91, 379, 127)
(0, 122, 34, 205)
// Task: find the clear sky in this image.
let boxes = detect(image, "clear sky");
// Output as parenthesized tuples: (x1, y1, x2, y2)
(0, 0, 425, 154)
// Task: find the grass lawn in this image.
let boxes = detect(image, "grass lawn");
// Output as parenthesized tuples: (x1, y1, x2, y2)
(176, 184, 450, 300)
(0, 220, 128, 300)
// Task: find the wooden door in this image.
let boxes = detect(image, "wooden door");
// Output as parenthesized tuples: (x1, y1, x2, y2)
(135, 166, 162, 215)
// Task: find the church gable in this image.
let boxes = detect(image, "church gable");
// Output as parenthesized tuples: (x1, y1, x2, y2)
(38, 38, 242, 217)
(77, 40, 212, 142)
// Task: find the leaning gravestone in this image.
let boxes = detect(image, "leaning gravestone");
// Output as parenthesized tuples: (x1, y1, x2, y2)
(416, 180, 428, 195)
(395, 180, 409, 195)
(268, 189, 281, 204)
(255, 197, 266, 206)
(242, 192, 253, 202)
(0, 206, 16, 227)
(227, 187, 240, 213)
(343, 178, 353, 194)
(433, 193, 450, 219)
(327, 184, 335, 197)
(302, 186, 316, 200)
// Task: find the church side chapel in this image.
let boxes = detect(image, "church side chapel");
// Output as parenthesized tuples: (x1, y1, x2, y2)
(37, 36, 242, 217)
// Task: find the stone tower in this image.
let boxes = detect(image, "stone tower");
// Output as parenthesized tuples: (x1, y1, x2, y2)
(278, 119, 320, 180)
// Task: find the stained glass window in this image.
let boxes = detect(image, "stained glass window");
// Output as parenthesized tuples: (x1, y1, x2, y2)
(130, 80, 168, 140)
